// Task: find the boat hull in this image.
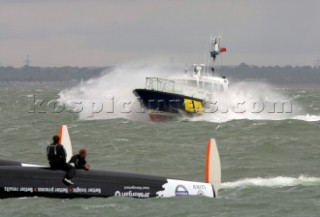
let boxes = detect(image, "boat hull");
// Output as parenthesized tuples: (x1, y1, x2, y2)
(133, 89, 204, 120)
(0, 160, 215, 199)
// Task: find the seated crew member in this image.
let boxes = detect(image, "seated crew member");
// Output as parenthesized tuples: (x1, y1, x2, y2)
(46, 135, 76, 185)
(69, 149, 91, 170)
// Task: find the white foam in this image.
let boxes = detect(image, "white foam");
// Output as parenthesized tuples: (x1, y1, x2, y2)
(58, 62, 176, 121)
(221, 176, 320, 189)
(192, 81, 301, 123)
(291, 114, 320, 122)
(58, 63, 315, 123)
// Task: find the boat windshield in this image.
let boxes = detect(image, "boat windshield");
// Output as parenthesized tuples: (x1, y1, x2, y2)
(145, 77, 175, 92)
(145, 77, 226, 99)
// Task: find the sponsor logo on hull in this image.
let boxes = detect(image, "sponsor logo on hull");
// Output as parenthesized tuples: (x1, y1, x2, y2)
(156, 179, 214, 198)
(175, 185, 189, 196)
(114, 190, 150, 198)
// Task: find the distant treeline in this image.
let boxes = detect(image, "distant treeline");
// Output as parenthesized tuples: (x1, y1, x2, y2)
(0, 66, 109, 82)
(0, 64, 319, 84)
(217, 63, 320, 84)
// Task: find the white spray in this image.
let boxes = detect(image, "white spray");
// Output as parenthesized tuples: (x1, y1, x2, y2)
(221, 176, 320, 189)
(58, 63, 310, 122)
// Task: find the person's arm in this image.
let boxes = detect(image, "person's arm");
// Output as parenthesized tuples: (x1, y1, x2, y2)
(83, 162, 90, 170)
(46, 145, 50, 161)
(46, 145, 49, 156)
(81, 159, 90, 170)
(59, 145, 67, 162)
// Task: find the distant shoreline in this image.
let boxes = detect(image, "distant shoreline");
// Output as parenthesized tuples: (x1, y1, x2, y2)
(273, 83, 320, 89)
(0, 81, 319, 90)
(0, 64, 319, 87)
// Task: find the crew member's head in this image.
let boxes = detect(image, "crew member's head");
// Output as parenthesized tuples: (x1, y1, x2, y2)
(53, 135, 60, 144)
(79, 149, 87, 159)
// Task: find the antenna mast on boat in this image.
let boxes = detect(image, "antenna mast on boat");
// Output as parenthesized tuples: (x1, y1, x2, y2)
(209, 35, 226, 74)
(209, 35, 225, 63)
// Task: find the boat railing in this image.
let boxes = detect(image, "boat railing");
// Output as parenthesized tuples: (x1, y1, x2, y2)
(145, 76, 227, 99)
(145, 77, 175, 93)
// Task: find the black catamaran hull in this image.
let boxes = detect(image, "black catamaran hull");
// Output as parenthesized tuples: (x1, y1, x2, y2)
(0, 124, 220, 199)
(0, 163, 164, 199)
(0, 160, 215, 199)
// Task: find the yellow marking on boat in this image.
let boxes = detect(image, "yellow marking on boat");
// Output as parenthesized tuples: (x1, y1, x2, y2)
(184, 99, 203, 113)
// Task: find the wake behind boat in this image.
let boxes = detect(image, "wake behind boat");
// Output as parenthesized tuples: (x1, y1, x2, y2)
(133, 36, 228, 121)
(0, 125, 221, 199)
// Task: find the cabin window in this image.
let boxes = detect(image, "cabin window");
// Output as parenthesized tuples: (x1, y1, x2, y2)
(212, 83, 218, 91)
(204, 82, 213, 91)
(187, 80, 197, 87)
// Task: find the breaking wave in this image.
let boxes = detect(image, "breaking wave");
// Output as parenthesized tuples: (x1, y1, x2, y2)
(58, 63, 316, 122)
(291, 114, 320, 122)
(192, 81, 302, 123)
(221, 176, 320, 189)
(58, 63, 178, 121)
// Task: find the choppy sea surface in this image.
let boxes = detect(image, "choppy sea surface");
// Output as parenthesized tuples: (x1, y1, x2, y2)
(0, 81, 320, 217)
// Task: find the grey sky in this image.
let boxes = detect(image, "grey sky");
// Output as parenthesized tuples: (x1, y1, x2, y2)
(0, 0, 319, 67)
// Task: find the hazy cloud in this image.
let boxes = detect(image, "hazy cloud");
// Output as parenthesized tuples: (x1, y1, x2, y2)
(0, 0, 319, 66)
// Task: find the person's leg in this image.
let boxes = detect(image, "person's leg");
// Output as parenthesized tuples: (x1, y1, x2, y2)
(61, 163, 76, 180)
(49, 162, 58, 170)
(65, 163, 76, 180)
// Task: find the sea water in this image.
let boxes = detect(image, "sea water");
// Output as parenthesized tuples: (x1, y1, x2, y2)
(0, 75, 319, 216)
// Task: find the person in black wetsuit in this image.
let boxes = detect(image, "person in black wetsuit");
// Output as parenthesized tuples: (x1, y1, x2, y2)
(69, 149, 91, 170)
(46, 135, 76, 185)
